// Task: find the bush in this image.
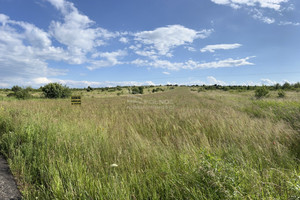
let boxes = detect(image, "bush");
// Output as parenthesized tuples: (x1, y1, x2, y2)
(86, 86, 93, 92)
(8, 85, 32, 99)
(198, 87, 206, 92)
(42, 83, 71, 98)
(15, 89, 31, 99)
(278, 90, 285, 98)
(255, 86, 269, 98)
(11, 85, 22, 93)
(132, 86, 143, 94)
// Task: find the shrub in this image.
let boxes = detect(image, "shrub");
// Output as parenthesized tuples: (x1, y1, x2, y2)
(11, 85, 22, 93)
(8, 85, 32, 99)
(198, 87, 205, 92)
(152, 87, 164, 93)
(15, 89, 31, 99)
(86, 86, 93, 92)
(42, 83, 71, 98)
(7, 93, 16, 97)
(132, 86, 143, 94)
(255, 86, 269, 98)
(278, 90, 285, 98)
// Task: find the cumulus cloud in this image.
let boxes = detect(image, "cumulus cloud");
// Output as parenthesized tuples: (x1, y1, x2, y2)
(261, 78, 277, 85)
(0, 14, 68, 85)
(47, 0, 116, 56)
(119, 37, 129, 43)
(134, 25, 213, 57)
(200, 43, 242, 52)
(210, 0, 288, 10)
(207, 76, 226, 85)
(87, 50, 127, 70)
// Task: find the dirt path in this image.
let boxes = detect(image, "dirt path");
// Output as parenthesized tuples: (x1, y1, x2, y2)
(0, 155, 22, 200)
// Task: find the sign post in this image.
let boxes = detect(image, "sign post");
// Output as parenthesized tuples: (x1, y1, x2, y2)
(71, 95, 81, 105)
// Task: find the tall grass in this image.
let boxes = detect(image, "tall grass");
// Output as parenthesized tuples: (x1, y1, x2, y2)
(0, 88, 299, 199)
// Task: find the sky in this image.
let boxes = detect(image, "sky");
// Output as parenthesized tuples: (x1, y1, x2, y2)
(0, 0, 300, 88)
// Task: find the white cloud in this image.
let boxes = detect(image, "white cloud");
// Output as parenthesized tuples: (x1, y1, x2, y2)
(134, 25, 213, 56)
(163, 71, 170, 75)
(251, 9, 275, 24)
(201, 43, 242, 52)
(87, 50, 127, 70)
(185, 46, 196, 52)
(132, 56, 255, 70)
(119, 37, 129, 43)
(50, 79, 156, 88)
(261, 78, 276, 85)
(211, 0, 289, 10)
(207, 76, 226, 85)
(279, 21, 300, 26)
(0, 14, 9, 24)
(47, 0, 117, 64)
(0, 14, 68, 85)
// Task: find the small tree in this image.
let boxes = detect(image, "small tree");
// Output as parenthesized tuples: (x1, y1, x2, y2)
(282, 82, 291, 90)
(255, 86, 269, 98)
(42, 83, 71, 98)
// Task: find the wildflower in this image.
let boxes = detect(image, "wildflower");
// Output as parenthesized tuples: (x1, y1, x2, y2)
(110, 163, 118, 167)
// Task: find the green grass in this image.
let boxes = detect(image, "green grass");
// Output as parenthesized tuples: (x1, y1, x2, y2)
(0, 88, 299, 199)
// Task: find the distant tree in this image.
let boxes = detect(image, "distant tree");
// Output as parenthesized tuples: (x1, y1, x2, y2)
(116, 86, 122, 91)
(11, 85, 22, 93)
(274, 83, 281, 90)
(86, 86, 93, 92)
(131, 86, 144, 94)
(42, 83, 71, 98)
(282, 82, 291, 90)
(294, 82, 300, 88)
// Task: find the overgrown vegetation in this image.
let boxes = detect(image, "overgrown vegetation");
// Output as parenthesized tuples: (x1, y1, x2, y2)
(0, 87, 299, 199)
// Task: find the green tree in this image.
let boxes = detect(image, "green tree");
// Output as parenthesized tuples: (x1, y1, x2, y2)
(282, 82, 291, 90)
(42, 83, 71, 98)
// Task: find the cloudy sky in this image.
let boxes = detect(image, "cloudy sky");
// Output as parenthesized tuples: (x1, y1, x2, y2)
(0, 0, 299, 88)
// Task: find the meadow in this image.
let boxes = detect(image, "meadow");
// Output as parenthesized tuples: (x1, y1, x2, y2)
(0, 87, 299, 199)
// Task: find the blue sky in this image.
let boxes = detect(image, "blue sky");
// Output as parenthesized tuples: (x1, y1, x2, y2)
(0, 0, 299, 88)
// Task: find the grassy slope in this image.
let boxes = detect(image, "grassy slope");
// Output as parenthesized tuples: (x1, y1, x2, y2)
(0, 88, 299, 199)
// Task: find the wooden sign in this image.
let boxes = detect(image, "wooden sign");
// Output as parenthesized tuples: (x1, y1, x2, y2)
(71, 96, 81, 105)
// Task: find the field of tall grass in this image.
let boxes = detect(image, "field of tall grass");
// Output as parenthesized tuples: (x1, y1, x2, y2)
(0, 88, 299, 199)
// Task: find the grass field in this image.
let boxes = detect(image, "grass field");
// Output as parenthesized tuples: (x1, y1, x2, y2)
(0, 88, 299, 199)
